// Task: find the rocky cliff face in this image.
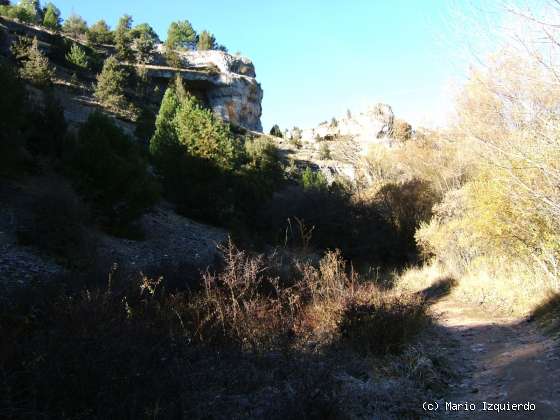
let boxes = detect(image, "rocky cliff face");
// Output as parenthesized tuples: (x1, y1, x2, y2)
(274, 104, 406, 185)
(298, 103, 395, 154)
(151, 47, 263, 131)
(0, 17, 264, 132)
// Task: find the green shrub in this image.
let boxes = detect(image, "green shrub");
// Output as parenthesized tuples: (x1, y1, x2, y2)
(65, 43, 88, 69)
(68, 111, 159, 229)
(301, 167, 327, 190)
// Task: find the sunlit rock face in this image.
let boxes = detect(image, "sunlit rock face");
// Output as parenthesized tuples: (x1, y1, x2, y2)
(299, 103, 395, 153)
(154, 46, 264, 132)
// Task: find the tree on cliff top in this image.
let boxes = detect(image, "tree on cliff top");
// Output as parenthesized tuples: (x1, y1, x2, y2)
(197, 30, 216, 51)
(87, 20, 113, 45)
(166, 20, 197, 50)
(114, 14, 134, 62)
(42, 2, 61, 31)
(62, 13, 88, 39)
(19, 0, 41, 22)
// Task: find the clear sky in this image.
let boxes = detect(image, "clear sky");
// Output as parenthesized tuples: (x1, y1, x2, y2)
(50, 0, 488, 131)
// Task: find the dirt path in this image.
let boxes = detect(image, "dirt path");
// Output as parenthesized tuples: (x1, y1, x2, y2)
(429, 298, 560, 419)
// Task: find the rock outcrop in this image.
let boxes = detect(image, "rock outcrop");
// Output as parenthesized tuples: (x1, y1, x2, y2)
(273, 104, 407, 185)
(298, 104, 395, 153)
(150, 47, 263, 131)
(0, 17, 264, 132)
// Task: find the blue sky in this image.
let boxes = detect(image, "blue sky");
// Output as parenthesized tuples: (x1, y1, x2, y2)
(50, 0, 487, 131)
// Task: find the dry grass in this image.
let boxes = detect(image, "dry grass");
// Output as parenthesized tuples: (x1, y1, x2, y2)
(397, 259, 556, 316)
(0, 240, 438, 418)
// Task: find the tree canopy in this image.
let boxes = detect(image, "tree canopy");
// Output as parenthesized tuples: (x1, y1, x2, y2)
(197, 30, 216, 51)
(62, 13, 88, 39)
(42, 2, 61, 30)
(87, 20, 113, 45)
(166, 20, 197, 50)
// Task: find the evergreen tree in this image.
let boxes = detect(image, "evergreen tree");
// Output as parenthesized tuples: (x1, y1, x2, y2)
(149, 86, 181, 167)
(42, 2, 61, 31)
(134, 32, 154, 64)
(197, 30, 216, 51)
(269, 124, 283, 138)
(94, 56, 127, 110)
(7, 4, 34, 23)
(165, 20, 196, 51)
(66, 43, 88, 69)
(19, 0, 41, 22)
(131, 23, 160, 43)
(20, 37, 54, 87)
(71, 111, 159, 227)
(62, 13, 88, 39)
(87, 20, 113, 45)
(114, 14, 134, 62)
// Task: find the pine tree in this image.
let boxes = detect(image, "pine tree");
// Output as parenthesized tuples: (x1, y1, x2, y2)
(87, 20, 113, 45)
(62, 13, 88, 39)
(197, 30, 216, 51)
(19, 0, 41, 22)
(134, 32, 154, 64)
(20, 37, 54, 87)
(114, 14, 134, 62)
(42, 2, 61, 31)
(66, 43, 88, 69)
(165, 20, 197, 51)
(149, 86, 181, 166)
(130, 23, 160, 43)
(94, 56, 127, 110)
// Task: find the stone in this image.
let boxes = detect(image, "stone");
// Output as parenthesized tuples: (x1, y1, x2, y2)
(152, 45, 263, 132)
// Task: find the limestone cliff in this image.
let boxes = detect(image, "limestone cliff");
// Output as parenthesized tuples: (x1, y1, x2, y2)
(273, 104, 409, 185)
(0, 17, 264, 132)
(150, 47, 263, 131)
(298, 103, 395, 153)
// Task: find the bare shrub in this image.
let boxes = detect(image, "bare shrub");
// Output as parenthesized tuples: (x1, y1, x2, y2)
(338, 292, 429, 355)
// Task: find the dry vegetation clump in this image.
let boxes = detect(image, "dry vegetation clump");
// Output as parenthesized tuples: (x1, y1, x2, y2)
(0, 240, 439, 418)
(339, 292, 429, 355)
(385, 3, 560, 317)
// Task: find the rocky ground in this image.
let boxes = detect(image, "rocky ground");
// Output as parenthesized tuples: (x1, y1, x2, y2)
(0, 180, 226, 295)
